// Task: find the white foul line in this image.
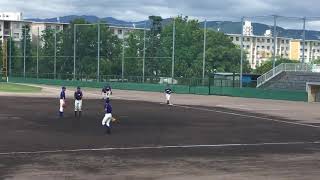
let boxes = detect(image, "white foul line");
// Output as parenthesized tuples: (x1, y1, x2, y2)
(172, 104, 320, 129)
(0, 141, 319, 156)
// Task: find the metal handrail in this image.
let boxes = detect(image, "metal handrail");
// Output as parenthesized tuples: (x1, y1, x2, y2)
(257, 63, 312, 88)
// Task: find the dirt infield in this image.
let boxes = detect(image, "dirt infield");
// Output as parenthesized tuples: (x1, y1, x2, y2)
(2, 84, 320, 125)
(1, 96, 320, 179)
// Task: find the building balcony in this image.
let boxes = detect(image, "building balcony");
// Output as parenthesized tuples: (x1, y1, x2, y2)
(3, 29, 10, 36)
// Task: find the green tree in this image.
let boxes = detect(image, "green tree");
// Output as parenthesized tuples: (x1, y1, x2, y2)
(158, 16, 250, 78)
(312, 58, 320, 64)
(145, 16, 163, 76)
(123, 31, 144, 76)
(57, 18, 121, 79)
(21, 25, 34, 75)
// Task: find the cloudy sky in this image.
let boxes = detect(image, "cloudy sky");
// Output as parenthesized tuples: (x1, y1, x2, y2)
(1, 0, 320, 29)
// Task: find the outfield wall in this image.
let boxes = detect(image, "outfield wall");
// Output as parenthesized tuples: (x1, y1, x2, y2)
(8, 77, 307, 102)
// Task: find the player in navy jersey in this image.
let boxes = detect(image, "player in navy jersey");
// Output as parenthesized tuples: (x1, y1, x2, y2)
(74, 87, 83, 118)
(59, 86, 66, 117)
(102, 98, 113, 134)
(165, 86, 172, 105)
(101, 85, 112, 99)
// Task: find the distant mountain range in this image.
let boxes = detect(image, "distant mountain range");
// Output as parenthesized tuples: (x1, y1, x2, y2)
(27, 15, 320, 40)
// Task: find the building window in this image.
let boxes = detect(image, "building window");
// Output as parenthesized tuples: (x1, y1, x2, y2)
(230, 37, 234, 41)
(246, 45, 250, 49)
(13, 33, 19, 39)
(118, 29, 123, 35)
(56, 26, 60, 30)
(281, 40, 285, 44)
(262, 39, 265, 43)
(267, 46, 270, 50)
(267, 39, 270, 43)
(236, 37, 239, 41)
(246, 38, 250, 41)
(261, 46, 265, 49)
(46, 25, 52, 30)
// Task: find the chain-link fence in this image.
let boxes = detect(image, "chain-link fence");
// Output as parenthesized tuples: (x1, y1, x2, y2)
(1, 15, 320, 90)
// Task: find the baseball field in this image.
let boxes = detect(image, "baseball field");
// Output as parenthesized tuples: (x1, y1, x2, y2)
(0, 83, 320, 180)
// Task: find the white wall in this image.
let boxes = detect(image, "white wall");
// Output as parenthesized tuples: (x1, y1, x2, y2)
(0, 12, 22, 21)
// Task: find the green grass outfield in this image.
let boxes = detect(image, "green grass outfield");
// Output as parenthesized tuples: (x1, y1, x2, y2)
(0, 83, 42, 93)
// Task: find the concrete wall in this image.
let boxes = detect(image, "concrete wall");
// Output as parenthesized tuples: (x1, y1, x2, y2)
(260, 72, 320, 91)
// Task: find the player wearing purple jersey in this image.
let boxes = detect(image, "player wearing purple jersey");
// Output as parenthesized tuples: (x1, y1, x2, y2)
(102, 98, 113, 134)
(59, 87, 66, 117)
(74, 87, 83, 118)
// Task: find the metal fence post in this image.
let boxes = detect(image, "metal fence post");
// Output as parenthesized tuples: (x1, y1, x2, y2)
(273, 15, 277, 70)
(23, 27, 26, 78)
(73, 24, 76, 80)
(143, 22, 146, 83)
(302, 17, 306, 63)
(240, 17, 244, 88)
(9, 28, 12, 77)
(97, 23, 100, 81)
(37, 27, 39, 79)
(202, 20, 207, 83)
(54, 27, 57, 79)
(171, 18, 176, 80)
(121, 39, 125, 82)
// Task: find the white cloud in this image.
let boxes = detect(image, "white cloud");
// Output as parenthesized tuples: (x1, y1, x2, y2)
(0, 0, 319, 29)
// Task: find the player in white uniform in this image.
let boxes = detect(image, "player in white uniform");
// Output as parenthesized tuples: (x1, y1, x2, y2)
(74, 87, 83, 118)
(59, 87, 66, 117)
(102, 98, 113, 134)
(165, 86, 172, 105)
(101, 85, 112, 99)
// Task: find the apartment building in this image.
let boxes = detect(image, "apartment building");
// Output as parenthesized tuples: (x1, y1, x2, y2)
(0, 12, 32, 43)
(109, 25, 146, 39)
(228, 34, 291, 69)
(227, 21, 320, 69)
(31, 22, 69, 43)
